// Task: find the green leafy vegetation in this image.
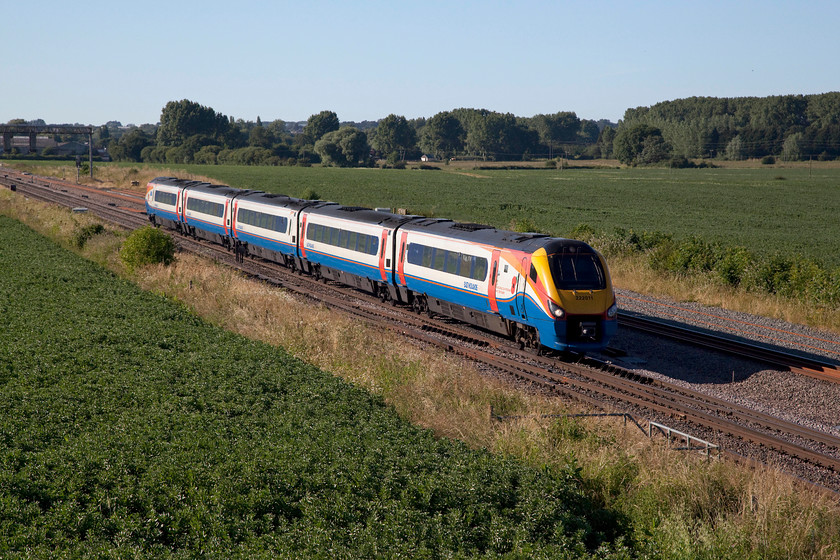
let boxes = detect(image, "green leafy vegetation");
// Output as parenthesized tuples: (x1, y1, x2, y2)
(119, 225, 176, 270)
(582, 228, 840, 308)
(0, 215, 630, 557)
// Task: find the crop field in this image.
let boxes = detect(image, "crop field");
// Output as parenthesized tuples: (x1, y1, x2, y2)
(153, 163, 840, 268)
(0, 215, 626, 557)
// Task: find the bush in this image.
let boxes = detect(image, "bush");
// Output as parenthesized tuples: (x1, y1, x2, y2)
(761, 155, 776, 165)
(72, 223, 104, 249)
(668, 157, 694, 169)
(511, 217, 545, 234)
(714, 246, 753, 287)
(300, 188, 321, 200)
(120, 226, 175, 270)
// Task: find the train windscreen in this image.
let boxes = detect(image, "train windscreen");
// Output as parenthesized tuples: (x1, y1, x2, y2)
(547, 249, 606, 290)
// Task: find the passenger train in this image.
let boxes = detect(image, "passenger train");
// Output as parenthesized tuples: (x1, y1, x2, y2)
(145, 177, 617, 353)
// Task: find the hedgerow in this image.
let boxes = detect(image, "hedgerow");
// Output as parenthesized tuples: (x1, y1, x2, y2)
(575, 224, 840, 308)
(0, 216, 631, 558)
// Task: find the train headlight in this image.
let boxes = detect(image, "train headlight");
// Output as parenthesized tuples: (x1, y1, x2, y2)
(547, 300, 565, 319)
(607, 303, 618, 319)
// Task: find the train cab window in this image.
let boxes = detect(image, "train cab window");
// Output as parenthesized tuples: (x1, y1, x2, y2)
(529, 264, 538, 282)
(548, 250, 605, 290)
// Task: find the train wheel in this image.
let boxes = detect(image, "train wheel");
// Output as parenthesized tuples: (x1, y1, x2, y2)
(412, 295, 428, 315)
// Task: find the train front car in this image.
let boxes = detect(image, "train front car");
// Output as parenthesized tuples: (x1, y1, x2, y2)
(145, 177, 209, 231)
(527, 239, 617, 353)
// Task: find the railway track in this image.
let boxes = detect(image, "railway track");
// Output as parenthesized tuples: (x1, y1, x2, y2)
(4, 168, 840, 488)
(619, 314, 840, 383)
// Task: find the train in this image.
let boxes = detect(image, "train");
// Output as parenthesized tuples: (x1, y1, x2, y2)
(145, 176, 617, 353)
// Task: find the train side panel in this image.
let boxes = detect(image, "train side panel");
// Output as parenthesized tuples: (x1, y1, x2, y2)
(399, 230, 496, 314)
(182, 188, 232, 242)
(232, 197, 299, 259)
(301, 212, 388, 287)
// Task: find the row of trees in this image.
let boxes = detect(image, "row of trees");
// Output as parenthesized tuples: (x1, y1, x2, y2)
(105, 100, 612, 167)
(618, 93, 840, 164)
(16, 92, 839, 167)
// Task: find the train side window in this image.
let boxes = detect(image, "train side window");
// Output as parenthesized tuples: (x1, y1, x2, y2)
(529, 264, 537, 282)
(491, 262, 497, 285)
(433, 249, 446, 271)
(473, 257, 488, 281)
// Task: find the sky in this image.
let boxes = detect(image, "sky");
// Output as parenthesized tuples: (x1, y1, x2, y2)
(3, 0, 839, 127)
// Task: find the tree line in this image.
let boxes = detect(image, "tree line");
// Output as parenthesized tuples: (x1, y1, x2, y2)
(9, 92, 840, 166)
(104, 100, 611, 167)
(617, 93, 840, 164)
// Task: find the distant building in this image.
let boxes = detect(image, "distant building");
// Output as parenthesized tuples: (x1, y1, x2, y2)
(1, 135, 54, 154)
(420, 154, 438, 162)
(0, 136, 90, 156)
(55, 141, 89, 156)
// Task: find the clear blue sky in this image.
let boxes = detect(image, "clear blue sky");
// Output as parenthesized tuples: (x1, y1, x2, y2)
(3, 0, 839, 126)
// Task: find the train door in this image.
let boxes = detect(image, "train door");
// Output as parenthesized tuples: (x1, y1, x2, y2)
(517, 257, 529, 319)
(299, 214, 308, 258)
(488, 249, 501, 313)
(396, 231, 409, 286)
(378, 230, 389, 282)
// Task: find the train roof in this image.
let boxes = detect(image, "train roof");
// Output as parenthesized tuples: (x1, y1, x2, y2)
(184, 183, 256, 198)
(310, 204, 424, 229)
(237, 191, 329, 212)
(150, 176, 209, 189)
(401, 218, 595, 253)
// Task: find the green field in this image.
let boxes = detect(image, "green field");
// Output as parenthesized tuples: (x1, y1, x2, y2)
(0, 215, 627, 557)
(154, 164, 840, 267)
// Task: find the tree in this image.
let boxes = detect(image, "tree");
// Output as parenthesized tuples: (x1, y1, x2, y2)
(157, 100, 230, 147)
(724, 135, 744, 161)
(578, 120, 601, 144)
(314, 127, 369, 167)
(109, 129, 153, 162)
(303, 110, 340, 143)
(248, 126, 272, 149)
(371, 114, 417, 160)
(596, 127, 616, 158)
(531, 112, 580, 158)
(459, 110, 512, 160)
(419, 111, 463, 159)
(613, 124, 669, 165)
(782, 132, 805, 161)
